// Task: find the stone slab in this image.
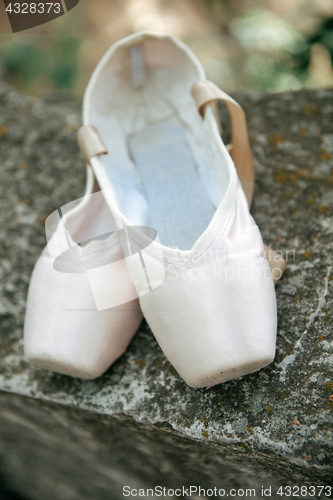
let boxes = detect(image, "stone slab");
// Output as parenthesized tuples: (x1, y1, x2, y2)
(0, 83, 332, 498)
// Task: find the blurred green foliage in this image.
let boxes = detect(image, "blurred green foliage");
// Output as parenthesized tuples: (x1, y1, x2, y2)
(292, 16, 333, 74)
(0, 35, 81, 90)
(0, 1, 332, 93)
(48, 36, 81, 89)
(202, 0, 333, 91)
(0, 42, 42, 88)
(231, 9, 308, 91)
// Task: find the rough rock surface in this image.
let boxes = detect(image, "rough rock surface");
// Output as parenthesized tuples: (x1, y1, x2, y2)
(0, 83, 332, 499)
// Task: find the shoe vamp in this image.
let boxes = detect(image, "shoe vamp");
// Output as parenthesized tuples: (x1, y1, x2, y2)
(140, 249, 277, 381)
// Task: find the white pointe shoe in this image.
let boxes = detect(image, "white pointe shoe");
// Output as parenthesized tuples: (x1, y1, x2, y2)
(24, 166, 143, 379)
(78, 31, 287, 388)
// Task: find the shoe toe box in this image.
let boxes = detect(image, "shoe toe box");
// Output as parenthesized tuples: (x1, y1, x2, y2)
(24, 251, 142, 379)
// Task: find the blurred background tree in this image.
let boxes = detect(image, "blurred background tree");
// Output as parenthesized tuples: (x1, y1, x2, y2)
(0, 0, 332, 96)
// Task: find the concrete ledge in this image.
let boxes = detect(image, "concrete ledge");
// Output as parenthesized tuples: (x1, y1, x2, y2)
(0, 83, 332, 498)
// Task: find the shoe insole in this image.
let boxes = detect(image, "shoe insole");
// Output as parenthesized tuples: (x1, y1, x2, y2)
(128, 120, 216, 250)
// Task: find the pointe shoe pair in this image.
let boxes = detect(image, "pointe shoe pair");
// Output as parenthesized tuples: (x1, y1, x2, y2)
(24, 32, 286, 388)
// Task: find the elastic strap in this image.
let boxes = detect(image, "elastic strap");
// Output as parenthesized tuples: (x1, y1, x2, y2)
(77, 125, 108, 165)
(192, 80, 286, 284)
(192, 80, 254, 207)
